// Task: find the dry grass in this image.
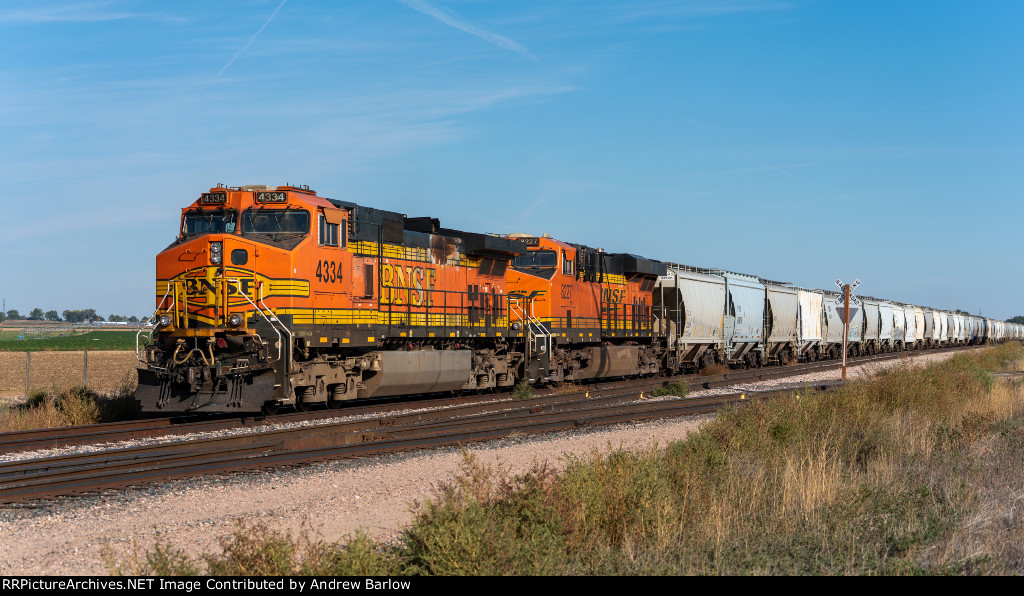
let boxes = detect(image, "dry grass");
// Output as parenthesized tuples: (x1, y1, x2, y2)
(116, 344, 1024, 575)
(550, 382, 580, 395)
(699, 363, 729, 376)
(0, 377, 139, 432)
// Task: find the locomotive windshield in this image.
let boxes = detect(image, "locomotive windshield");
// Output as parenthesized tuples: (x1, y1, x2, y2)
(511, 250, 557, 269)
(241, 209, 310, 236)
(182, 209, 237, 237)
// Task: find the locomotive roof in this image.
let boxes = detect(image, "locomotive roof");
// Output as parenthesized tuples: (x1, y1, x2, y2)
(328, 199, 526, 257)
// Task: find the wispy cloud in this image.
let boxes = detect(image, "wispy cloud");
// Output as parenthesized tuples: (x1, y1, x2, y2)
(0, 1, 182, 24)
(211, 0, 289, 81)
(613, 0, 795, 21)
(397, 0, 537, 61)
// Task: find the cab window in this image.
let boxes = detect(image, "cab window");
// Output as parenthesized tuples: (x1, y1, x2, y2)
(181, 209, 237, 237)
(512, 250, 557, 270)
(319, 214, 346, 247)
(241, 209, 310, 236)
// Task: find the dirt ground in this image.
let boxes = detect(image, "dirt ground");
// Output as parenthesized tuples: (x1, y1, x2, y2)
(0, 351, 138, 400)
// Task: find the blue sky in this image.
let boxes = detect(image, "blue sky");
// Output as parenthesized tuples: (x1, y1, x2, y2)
(1, 0, 1022, 319)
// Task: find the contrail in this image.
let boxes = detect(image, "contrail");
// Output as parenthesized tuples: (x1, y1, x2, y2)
(212, 0, 289, 81)
(398, 0, 536, 61)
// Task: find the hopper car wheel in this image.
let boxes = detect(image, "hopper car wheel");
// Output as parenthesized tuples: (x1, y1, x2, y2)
(261, 402, 280, 416)
(296, 398, 312, 412)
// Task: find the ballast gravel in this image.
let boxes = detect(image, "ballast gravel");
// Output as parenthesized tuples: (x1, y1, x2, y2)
(0, 348, 970, 575)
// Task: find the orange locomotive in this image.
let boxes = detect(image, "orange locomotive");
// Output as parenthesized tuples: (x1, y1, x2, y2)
(137, 184, 529, 413)
(504, 235, 666, 383)
(136, 184, 668, 414)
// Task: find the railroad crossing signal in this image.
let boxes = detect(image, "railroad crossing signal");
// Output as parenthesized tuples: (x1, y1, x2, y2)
(835, 277, 862, 382)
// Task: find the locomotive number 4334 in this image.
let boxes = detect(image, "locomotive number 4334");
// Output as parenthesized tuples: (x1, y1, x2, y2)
(316, 260, 342, 284)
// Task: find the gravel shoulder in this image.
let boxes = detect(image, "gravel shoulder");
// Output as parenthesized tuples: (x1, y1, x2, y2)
(0, 348, 970, 575)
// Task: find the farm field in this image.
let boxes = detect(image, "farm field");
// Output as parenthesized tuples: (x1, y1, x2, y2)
(0, 330, 139, 352)
(0, 350, 138, 399)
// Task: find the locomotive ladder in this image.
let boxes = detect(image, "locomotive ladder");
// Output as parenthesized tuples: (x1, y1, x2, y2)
(510, 297, 552, 364)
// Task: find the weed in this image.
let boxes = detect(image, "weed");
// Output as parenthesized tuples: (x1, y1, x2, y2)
(550, 382, 579, 395)
(651, 380, 689, 398)
(0, 382, 140, 432)
(117, 344, 1024, 575)
(512, 380, 534, 400)
(103, 534, 200, 576)
(699, 363, 728, 376)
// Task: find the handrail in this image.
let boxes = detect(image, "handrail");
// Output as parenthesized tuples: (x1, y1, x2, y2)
(229, 278, 287, 366)
(510, 297, 551, 362)
(136, 281, 175, 365)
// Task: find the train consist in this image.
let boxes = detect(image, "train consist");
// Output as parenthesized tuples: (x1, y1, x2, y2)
(135, 185, 1023, 413)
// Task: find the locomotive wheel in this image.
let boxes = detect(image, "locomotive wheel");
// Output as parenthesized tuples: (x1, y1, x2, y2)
(261, 402, 279, 416)
(295, 398, 312, 412)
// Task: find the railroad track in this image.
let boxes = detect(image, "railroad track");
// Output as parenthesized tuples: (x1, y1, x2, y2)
(0, 380, 843, 504)
(0, 345, 976, 504)
(0, 344, 977, 458)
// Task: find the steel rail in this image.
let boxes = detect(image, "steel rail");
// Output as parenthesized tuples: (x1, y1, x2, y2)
(0, 383, 840, 504)
(0, 345, 977, 457)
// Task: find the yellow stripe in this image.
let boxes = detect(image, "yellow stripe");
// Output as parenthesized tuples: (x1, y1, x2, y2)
(276, 307, 508, 329)
(350, 240, 481, 267)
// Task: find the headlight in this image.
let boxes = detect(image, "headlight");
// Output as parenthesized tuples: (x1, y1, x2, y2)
(228, 314, 242, 327)
(159, 315, 171, 327)
(512, 321, 522, 330)
(210, 242, 222, 254)
(211, 252, 222, 264)
(210, 241, 222, 264)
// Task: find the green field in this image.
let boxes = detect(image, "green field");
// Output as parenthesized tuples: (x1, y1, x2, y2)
(0, 330, 139, 351)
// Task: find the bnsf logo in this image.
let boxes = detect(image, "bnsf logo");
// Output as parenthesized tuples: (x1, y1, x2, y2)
(508, 290, 546, 301)
(602, 287, 626, 304)
(381, 264, 437, 306)
(179, 268, 256, 307)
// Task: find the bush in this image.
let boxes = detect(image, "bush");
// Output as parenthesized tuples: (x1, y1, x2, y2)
(651, 380, 689, 398)
(699, 363, 728, 376)
(0, 382, 140, 432)
(512, 380, 534, 400)
(116, 345, 1024, 575)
